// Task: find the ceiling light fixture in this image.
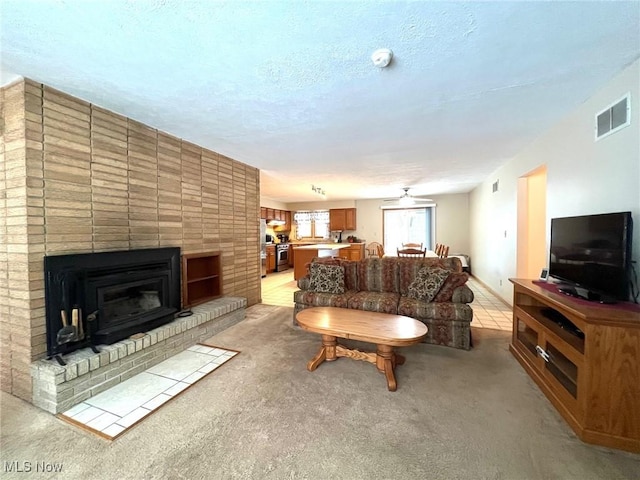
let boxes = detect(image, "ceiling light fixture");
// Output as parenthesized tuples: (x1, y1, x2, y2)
(398, 195, 415, 207)
(311, 185, 326, 198)
(371, 48, 393, 68)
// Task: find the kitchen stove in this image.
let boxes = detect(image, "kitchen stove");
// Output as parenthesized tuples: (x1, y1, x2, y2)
(275, 243, 290, 271)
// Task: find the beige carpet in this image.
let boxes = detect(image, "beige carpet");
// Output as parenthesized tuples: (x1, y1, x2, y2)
(1, 304, 638, 479)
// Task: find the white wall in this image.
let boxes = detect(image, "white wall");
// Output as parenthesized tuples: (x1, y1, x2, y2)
(470, 59, 640, 303)
(272, 195, 471, 250)
(259, 197, 289, 210)
(354, 194, 470, 252)
(286, 200, 356, 212)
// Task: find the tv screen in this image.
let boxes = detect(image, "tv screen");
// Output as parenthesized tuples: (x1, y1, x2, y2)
(549, 212, 632, 301)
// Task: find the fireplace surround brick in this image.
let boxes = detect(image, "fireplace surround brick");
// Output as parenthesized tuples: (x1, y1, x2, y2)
(0, 78, 261, 403)
(31, 297, 246, 414)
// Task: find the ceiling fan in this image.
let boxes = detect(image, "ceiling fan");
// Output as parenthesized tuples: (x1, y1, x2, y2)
(383, 188, 433, 207)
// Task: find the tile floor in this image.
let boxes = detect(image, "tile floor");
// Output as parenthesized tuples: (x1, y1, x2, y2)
(261, 269, 513, 332)
(59, 344, 238, 440)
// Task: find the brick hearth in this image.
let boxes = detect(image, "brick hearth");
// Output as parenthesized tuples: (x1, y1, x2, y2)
(32, 297, 246, 414)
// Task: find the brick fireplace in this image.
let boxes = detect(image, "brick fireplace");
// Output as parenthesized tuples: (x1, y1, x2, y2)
(0, 78, 261, 403)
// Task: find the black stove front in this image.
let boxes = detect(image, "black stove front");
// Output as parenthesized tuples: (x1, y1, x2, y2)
(44, 248, 181, 359)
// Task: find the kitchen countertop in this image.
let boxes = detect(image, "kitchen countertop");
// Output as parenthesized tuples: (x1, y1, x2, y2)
(293, 243, 352, 250)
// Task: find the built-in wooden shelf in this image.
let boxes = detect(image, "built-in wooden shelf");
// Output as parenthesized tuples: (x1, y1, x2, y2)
(182, 252, 222, 307)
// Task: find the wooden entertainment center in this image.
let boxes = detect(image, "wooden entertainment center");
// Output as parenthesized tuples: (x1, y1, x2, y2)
(509, 278, 640, 453)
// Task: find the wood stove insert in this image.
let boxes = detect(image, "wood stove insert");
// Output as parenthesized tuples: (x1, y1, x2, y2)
(44, 248, 181, 363)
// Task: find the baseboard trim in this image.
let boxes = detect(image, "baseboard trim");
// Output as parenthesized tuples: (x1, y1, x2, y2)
(469, 275, 512, 308)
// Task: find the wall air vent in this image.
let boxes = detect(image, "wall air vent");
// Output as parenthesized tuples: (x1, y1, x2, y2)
(595, 93, 630, 140)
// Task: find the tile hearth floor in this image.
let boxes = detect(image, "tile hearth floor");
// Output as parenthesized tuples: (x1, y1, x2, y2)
(261, 269, 513, 331)
(59, 344, 238, 440)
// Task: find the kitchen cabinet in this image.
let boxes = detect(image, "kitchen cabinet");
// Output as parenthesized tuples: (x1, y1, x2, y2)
(274, 210, 291, 232)
(337, 243, 365, 261)
(181, 251, 222, 307)
(329, 208, 356, 231)
(266, 245, 276, 273)
(266, 208, 275, 221)
(509, 278, 640, 453)
(344, 208, 356, 230)
(261, 207, 292, 231)
(292, 244, 352, 280)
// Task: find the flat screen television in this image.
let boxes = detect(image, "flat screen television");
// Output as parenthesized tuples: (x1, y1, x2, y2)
(549, 211, 633, 302)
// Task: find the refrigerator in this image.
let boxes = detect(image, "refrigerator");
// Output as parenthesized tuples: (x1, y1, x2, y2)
(260, 219, 267, 277)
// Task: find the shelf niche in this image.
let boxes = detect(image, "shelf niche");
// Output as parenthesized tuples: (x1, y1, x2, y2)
(182, 251, 222, 307)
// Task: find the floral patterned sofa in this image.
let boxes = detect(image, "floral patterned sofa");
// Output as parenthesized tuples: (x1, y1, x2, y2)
(293, 256, 474, 350)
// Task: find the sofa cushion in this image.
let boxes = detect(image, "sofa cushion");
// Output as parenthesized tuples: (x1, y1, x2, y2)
(433, 272, 470, 302)
(347, 291, 400, 314)
(407, 267, 450, 302)
(357, 258, 400, 293)
(308, 263, 345, 294)
(309, 257, 359, 291)
(398, 257, 463, 295)
(294, 290, 357, 309)
(398, 297, 474, 322)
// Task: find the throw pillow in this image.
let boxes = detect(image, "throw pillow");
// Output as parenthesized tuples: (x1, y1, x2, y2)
(308, 263, 345, 294)
(433, 272, 469, 302)
(407, 267, 450, 302)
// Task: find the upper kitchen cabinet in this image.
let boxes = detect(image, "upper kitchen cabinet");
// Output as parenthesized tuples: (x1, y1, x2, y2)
(261, 207, 292, 231)
(329, 208, 356, 231)
(266, 208, 275, 221)
(274, 210, 291, 232)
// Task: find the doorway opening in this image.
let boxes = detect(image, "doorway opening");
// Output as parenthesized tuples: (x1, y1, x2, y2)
(517, 166, 547, 279)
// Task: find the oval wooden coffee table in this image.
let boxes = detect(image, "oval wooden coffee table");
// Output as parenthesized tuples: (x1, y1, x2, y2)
(295, 307, 428, 391)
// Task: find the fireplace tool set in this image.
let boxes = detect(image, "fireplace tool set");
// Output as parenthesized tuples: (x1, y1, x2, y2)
(48, 271, 100, 366)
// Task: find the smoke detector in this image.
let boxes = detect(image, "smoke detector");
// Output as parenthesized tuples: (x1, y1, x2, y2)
(371, 48, 393, 68)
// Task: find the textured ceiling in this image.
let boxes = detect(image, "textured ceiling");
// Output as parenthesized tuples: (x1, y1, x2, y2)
(2, 1, 639, 202)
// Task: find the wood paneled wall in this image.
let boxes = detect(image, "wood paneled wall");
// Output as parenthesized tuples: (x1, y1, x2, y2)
(0, 78, 261, 401)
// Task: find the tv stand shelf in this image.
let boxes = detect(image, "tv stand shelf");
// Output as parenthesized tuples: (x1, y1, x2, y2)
(509, 278, 640, 453)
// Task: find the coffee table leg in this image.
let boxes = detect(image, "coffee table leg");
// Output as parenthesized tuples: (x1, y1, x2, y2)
(376, 344, 398, 391)
(307, 334, 337, 371)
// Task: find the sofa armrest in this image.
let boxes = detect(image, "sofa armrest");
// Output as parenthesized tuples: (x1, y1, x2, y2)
(297, 276, 311, 290)
(452, 285, 474, 304)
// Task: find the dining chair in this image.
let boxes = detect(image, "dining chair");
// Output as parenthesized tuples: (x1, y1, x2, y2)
(435, 243, 442, 256)
(366, 242, 384, 258)
(438, 245, 449, 258)
(397, 248, 426, 258)
(402, 242, 423, 250)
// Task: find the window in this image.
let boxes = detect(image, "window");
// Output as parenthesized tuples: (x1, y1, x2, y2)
(383, 207, 434, 254)
(293, 210, 330, 240)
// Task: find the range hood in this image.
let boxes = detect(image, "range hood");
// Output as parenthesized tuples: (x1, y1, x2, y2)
(267, 219, 286, 226)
